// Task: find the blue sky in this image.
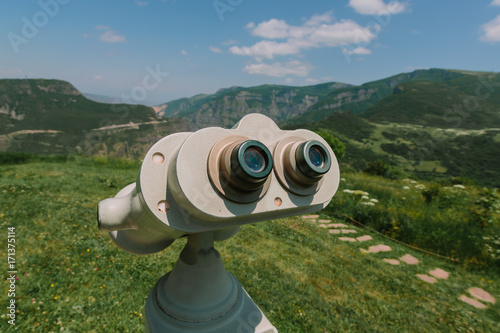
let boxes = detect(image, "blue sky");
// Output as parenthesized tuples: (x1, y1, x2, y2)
(1, 0, 499, 105)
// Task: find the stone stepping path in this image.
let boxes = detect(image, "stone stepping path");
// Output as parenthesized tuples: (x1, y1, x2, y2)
(467, 287, 496, 304)
(458, 288, 496, 309)
(360, 245, 392, 254)
(400, 254, 419, 265)
(301, 214, 319, 219)
(383, 259, 400, 265)
(356, 235, 373, 242)
(459, 295, 487, 309)
(306, 214, 497, 311)
(329, 223, 348, 228)
(416, 268, 451, 284)
(328, 229, 359, 234)
(416, 274, 438, 284)
(337, 235, 373, 243)
(429, 268, 449, 279)
(338, 237, 357, 242)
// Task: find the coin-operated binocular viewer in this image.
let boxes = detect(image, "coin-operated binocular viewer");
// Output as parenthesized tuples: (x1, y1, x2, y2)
(97, 114, 339, 332)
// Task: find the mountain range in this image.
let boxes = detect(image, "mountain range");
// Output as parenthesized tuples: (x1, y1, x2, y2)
(1, 68, 499, 186)
(0, 79, 189, 157)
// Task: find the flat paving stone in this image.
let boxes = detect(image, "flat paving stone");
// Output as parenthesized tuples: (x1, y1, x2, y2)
(356, 235, 373, 242)
(416, 274, 437, 284)
(429, 268, 450, 280)
(328, 223, 348, 228)
(302, 215, 319, 219)
(341, 229, 357, 234)
(361, 245, 392, 253)
(468, 287, 496, 304)
(328, 229, 341, 234)
(400, 254, 419, 265)
(459, 295, 487, 309)
(318, 219, 331, 223)
(383, 259, 400, 265)
(338, 237, 357, 242)
(318, 224, 328, 228)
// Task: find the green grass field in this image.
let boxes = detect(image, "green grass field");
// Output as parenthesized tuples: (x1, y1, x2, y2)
(1, 158, 499, 332)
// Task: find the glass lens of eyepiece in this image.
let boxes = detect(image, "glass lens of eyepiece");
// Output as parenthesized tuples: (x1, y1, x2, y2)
(308, 146, 324, 168)
(244, 147, 266, 173)
(225, 140, 273, 192)
(233, 140, 272, 180)
(296, 140, 331, 180)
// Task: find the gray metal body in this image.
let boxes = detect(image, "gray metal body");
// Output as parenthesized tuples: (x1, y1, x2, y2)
(97, 114, 340, 332)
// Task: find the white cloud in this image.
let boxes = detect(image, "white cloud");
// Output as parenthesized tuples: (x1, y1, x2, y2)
(243, 60, 313, 77)
(284, 78, 294, 84)
(93, 75, 104, 80)
(343, 46, 372, 55)
(251, 19, 291, 39)
(481, 14, 500, 43)
(230, 14, 378, 59)
(305, 78, 319, 83)
(95, 25, 110, 30)
(181, 50, 188, 55)
(349, 0, 409, 15)
(134, 0, 148, 6)
(230, 40, 303, 59)
(209, 46, 223, 53)
(492, 0, 500, 6)
(305, 12, 334, 26)
(100, 30, 127, 43)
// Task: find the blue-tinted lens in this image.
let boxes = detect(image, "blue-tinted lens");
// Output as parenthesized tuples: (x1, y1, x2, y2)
(244, 148, 265, 172)
(308, 146, 324, 167)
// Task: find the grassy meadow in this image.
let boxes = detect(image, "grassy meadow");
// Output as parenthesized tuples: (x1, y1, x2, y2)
(1, 156, 499, 332)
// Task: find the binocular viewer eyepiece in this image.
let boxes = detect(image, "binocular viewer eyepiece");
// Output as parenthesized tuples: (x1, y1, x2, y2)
(210, 137, 332, 203)
(98, 114, 340, 255)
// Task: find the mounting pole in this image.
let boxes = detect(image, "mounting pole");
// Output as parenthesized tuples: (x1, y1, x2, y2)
(145, 231, 278, 333)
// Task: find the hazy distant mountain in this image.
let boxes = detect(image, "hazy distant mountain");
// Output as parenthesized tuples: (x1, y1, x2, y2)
(155, 68, 500, 131)
(155, 82, 351, 129)
(286, 68, 476, 125)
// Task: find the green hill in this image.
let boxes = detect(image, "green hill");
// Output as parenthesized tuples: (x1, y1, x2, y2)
(362, 72, 500, 129)
(0, 79, 159, 133)
(288, 111, 500, 187)
(0, 79, 190, 157)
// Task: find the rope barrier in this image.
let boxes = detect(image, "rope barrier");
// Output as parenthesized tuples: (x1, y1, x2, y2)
(342, 214, 460, 263)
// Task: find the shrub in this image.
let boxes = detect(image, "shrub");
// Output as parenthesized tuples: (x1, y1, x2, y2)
(0, 152, 70, 165)
(315, 131, 346, 159)
(327, 173, 499, 268)
(364, 160, 407, 180)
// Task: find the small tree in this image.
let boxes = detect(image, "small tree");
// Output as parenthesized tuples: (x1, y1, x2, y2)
(315, 131, 346, 159)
